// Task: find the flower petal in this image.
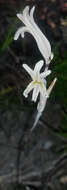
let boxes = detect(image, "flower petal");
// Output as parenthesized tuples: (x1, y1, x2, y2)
(22, 64, 34, 79)
(21, 27, 30, 38)
(51, 53, 54, 60)
(23, 81, 34, 98)
(22, 6, 35, 35)
(17, 9, 33, 34)
(14, 26, 29, 40)
(32, 85, 39, 102)
(14, 27, 23, 40)
(22, 6, 29, 19)
(30, 7, 51, 60)
(30, 6, 51, 56)
(17, 13, 24, 22)
(30, 6, 35, 19)
(40, 70, 51, 78)
(17, 13, 29, 27)
(34, 60, 44, 73)
(23, 6, 51, 64)
(37, 94, 47, 113)
(30, 6, 51, 51)
(39, 82, 46, 97)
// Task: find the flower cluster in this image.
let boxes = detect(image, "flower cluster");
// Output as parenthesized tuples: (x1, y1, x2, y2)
(14, 6, 57, 113)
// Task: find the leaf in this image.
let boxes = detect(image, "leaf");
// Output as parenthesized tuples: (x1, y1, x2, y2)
(0, 17, 18, 54)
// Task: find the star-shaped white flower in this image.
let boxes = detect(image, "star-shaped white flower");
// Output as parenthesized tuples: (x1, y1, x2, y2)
(22, 60, 51, 102)
(14, 6, 53, 65)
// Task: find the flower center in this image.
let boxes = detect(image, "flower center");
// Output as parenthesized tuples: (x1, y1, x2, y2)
(33, 77, 43, 88)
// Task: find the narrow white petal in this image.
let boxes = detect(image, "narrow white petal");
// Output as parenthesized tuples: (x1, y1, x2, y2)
(23, 81, 34, 98)
(37, 78, 57, 112)
(21, 32, 24, 38)
(40, 70, 51, 78)
(30, 7, 51, 55)
(17, 13, 25, 24)
(32, 86, 39, 102)
(30, 7, 51, 60)
(30, 6, 35, 19)
(22, 64, 34, 79)
(16, 7, 38, 49)
(37, 94, 47, 113)
(23, 6, 29, 18)
(34, 60, 44, 73)
(44, 79, 47, 86)
(39, 82, 46, 97)
(22, 6, 40, 41)
(17, 13, 27, 27)
(14, 27, 23, 40)
(22, 6, 35, 35)
(51, 53, 54, 60)
(17, 10, 31, 29)
(21, 27, 29, 38)
(14, 26, 29, 40)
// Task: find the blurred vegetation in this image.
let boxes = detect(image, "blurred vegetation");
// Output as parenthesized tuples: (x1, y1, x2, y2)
(49, 45, 67, 138)
(51, 45, 67, 105)
(0, 17, 18, 55)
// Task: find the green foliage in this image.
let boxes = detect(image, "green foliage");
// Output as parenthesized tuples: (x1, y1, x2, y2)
(0, 88, 21, 111)
(61, 112, 67, 132)
(1, 29, 13, 52)
(49, 47, 67, 138)
(0, 17, 18, 55)
(0, 86, 35, 112)
(52, 52, 67, 105)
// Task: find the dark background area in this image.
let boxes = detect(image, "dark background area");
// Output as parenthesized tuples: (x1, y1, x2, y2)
(0, 0, 67, 190)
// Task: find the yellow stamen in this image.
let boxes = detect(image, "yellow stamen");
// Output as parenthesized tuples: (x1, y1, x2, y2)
(33, 80, 43, 87)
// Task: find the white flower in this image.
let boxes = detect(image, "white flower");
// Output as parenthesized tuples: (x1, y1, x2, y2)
(14, 6, 53, 65)
(22, 60, 51, 102)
